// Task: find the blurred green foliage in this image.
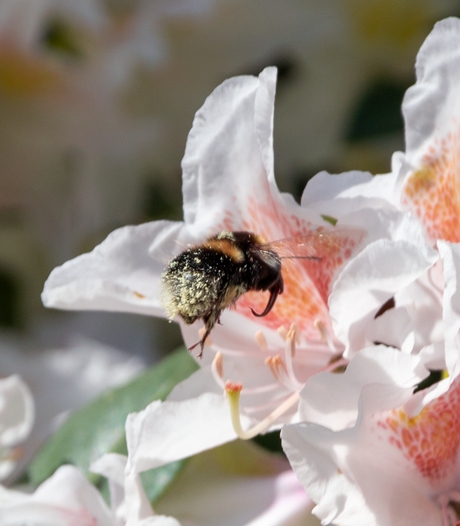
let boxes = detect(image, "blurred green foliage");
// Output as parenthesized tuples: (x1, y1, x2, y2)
(28, 347, 198, 503)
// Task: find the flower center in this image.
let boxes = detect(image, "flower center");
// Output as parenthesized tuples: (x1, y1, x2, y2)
(380, 377, 460, 482)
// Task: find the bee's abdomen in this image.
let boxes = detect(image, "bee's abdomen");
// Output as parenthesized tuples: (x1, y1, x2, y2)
(161, 247, 246, 324)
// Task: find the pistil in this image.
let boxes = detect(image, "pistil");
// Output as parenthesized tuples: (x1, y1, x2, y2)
(225, 381, 300, 440)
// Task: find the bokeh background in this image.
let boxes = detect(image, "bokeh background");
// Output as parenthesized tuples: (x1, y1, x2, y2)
(1, 0, 459, 482)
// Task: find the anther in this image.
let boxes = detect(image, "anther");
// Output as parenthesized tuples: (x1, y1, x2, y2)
(314, 319, 340, 352)
(255, 331, 268, 350)
(266, 354, 303, 392)
(315, 319, 328, 342)
(277, 325, 288, 341)
(265, 354, 287, 382)
(287, 323, 301, 346)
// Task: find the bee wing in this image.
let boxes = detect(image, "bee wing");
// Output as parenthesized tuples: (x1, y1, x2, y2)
(261, 227, 366, 260)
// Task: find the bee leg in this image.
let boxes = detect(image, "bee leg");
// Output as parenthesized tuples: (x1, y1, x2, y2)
(250, 280, 283, 317)
(188, 330, 209, 359)
(187, 311, 220, 358)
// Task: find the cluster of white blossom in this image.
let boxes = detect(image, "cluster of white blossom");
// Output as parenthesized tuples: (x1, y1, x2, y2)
(3, 14, 460, 526)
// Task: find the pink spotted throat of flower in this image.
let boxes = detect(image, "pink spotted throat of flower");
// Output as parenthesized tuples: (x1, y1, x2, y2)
(161, 227, 365, 358)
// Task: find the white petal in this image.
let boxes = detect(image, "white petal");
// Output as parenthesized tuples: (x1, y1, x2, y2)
(154, 441, 315, 526)
(283, 377, 444, 526)
(137, 517, 181, 526)
(181, 66, 322, 239)
(91, 453, 127, 486)
(397, 18, 460, 243)
(330, 213, 438, 356)
(91, 453, 127, 520)
(403, 18, 460, 158)
(365, 307, 414, 353)
(0, 375, 34, 447)
(0, 465, 115, 525)
(439, 241, 460, 379)
(298, 346, 428, 429)
(125, 394, 252, 473)
(42, 221, 180, 316)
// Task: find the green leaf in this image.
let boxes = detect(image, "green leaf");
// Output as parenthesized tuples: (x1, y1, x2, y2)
(28, 347, 198, 501)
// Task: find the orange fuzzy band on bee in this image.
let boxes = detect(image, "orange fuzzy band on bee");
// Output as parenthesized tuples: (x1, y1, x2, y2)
(203, 239, 245, 262)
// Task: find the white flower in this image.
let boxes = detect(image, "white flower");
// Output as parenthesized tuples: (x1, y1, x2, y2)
(42, 60, 439, 478)
(91, 440, 316, 526)
(391, 17, 460, 244)
(0, 464, 116, 525)
(0, 375, 34, 480)
(280, 19, 460, 525)
(0, 335, 144, 483)
(282, 344, 460, 525)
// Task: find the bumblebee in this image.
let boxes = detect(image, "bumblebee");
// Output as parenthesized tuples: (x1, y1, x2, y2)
(161, 231, 287, 357)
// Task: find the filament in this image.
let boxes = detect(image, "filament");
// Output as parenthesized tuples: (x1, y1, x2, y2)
(211, 352, 225, 388)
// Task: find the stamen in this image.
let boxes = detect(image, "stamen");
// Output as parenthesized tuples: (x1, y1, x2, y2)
(265, 355, 303, 392)
(265, 356, 283, 382)
(288, 323, 301, 346)
(198, 327, 212, 347)
(225, 380, 300, 440)
(255, 331, 268, 350)
(211, 352, 225, 388)
(277, 325, 288, 341)
(283, 329, 306, 392)
(314, 319, 340, 353)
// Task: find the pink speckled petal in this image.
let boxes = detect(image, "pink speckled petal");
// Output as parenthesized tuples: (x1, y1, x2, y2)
(399, 18, 460, 242)
(180, 67, 367, 338)
(282, 348, 460, 526)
